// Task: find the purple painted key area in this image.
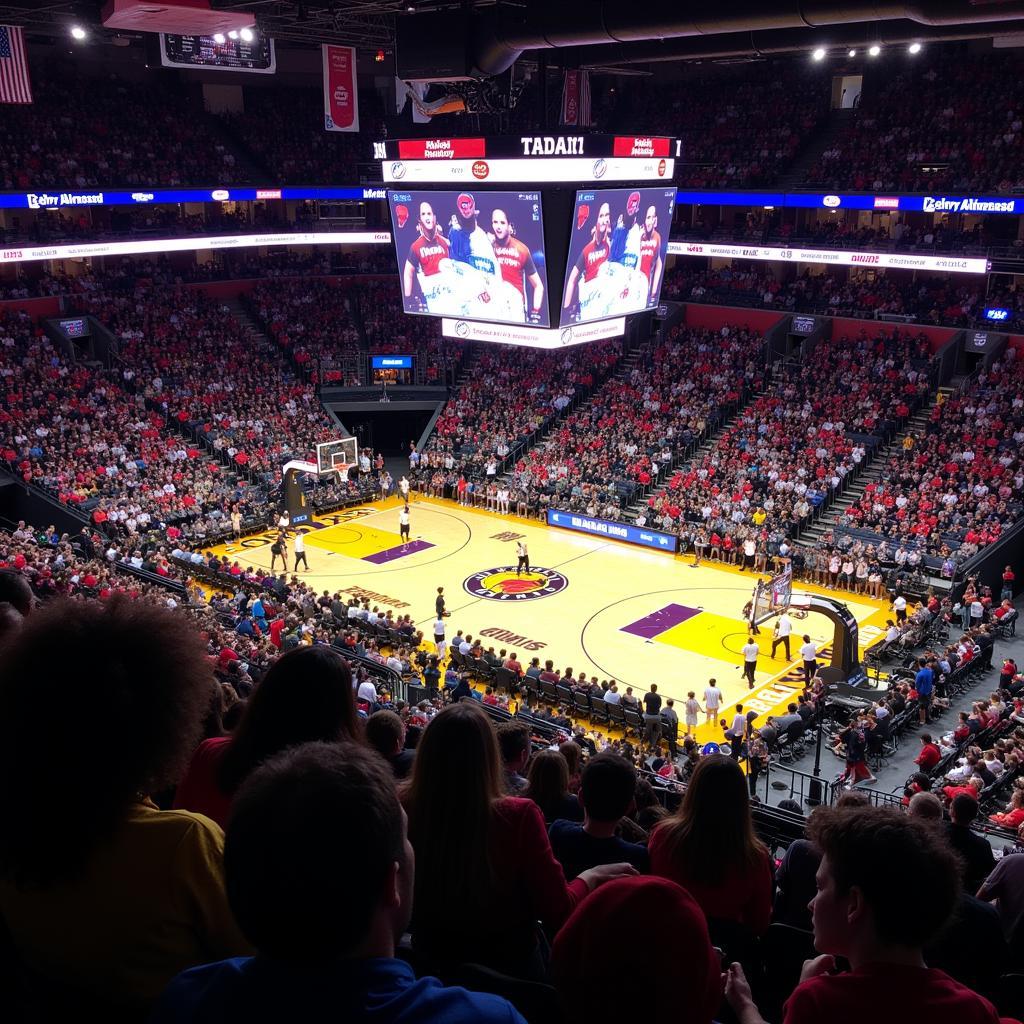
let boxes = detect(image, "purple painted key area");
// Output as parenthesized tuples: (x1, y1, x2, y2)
(620, 602, 701, 639)
(362, 540, 434, 564)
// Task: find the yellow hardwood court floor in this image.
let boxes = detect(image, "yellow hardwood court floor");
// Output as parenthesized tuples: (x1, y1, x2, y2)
(212, 496, 893, 743)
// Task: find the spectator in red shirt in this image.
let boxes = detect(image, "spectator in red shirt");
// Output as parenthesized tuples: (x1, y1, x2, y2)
(402, 702, 635, 978)
(649, 754, 772, 934)
(725, 805, 1014, 1024)
(915, 733, 942, 772)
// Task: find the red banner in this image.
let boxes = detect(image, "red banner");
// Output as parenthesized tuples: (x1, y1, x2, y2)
(612, 136, 672, 157)
(323, 44, 359, 133)
(397, 138, 486, 159)
(561, 70, 580, 125)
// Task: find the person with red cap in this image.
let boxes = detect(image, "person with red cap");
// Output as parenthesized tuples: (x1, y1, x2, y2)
(551, 876, 722, 1023)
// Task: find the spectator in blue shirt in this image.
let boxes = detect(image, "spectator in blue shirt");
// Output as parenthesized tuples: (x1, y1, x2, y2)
(915, 657, 934, 725)
(151, 741, 525, 1024)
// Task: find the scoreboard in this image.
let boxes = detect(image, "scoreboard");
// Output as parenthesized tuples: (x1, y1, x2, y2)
(375, 134, 678, 185)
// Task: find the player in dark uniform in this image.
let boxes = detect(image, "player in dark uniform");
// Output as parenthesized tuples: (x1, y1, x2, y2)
(562, 201, 611, 314)
(402, 201, 449, 307)
(490, 208, 544, 322)
(639, 205, 664, 304)
(516, 539, 529, 576)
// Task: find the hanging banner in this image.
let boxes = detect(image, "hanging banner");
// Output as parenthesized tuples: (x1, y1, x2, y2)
(323, 44, 359, 132)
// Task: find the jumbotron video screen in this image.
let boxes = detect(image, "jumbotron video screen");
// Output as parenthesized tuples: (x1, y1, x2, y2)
(388, 190, 549, 326)
(561, 186, 676, 326)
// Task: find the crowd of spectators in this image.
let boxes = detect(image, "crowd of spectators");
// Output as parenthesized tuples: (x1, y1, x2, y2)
(73, 281, 345, 483)
(598, 64, 828, 187)
(0, 576, 1020, 1021)
(804, 52, 1024, 192)
(662, 262, 989, 328)
(644, 329, 933, 541)
(0, 307, 248, 541)
(220, 86, 382, 184)
(0, 71, 244, 190)
(251, 277, 454, 386)
(842, 347, 1024, 554)
(505, 325, 766, 518)
(419, 340, 622, 492)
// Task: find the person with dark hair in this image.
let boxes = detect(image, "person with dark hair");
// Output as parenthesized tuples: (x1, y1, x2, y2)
(496, 721, 531, 794)
(649, 754, 772, 933)
(152, 742, 525, 1024)
(174, 646, 360, 827)
(947, 794, 995, 894)
(0, 598, 249, 1012)
(402, 703, 636, 977)
(549, 752, 649, 880)
(365, 710, 415, 780)
(0, 569, 35, 617)
(524, 749, 582, 825)
(726, 805, 1009, 1024)
(551, 877, 722, 1024)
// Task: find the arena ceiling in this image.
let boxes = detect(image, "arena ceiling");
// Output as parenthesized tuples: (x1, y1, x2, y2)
(3, 0, 1024, 65)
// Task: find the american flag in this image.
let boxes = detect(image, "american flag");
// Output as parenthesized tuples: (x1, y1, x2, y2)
(0, 25, 32, 105)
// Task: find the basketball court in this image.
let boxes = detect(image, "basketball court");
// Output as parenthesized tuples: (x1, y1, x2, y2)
(212, 496, 893, 743)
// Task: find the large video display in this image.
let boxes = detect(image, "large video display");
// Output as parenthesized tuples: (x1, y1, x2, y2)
(561, 187, 676, 326)
(388, 190, 549, 326)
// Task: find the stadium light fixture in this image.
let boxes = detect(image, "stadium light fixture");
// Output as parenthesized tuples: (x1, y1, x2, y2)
(812, 47, 826, 62)
(908, 42, 922, 54)
(848, 49, 857, 57)
(228, 30, 239, 40)
(213, 32, 226, 44)
(70, 25, 87, 40)
(868, 44, 881, 57)
(240, 27, 254, 42)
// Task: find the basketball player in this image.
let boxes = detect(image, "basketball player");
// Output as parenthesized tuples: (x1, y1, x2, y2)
(402, 201, 449, 302)
(562, 201, 611, 312)
(293, 530, 308, 572)
(490, 208, 544, 322)
(741, 597, 762, 636)
(399, 504, 411, 549)
(399, 474, 411, 503)
(771, 610, 793, 660)
(516, 539, 529, 576)
(270, 531, 287, 573)
(639, 204, 663, 304)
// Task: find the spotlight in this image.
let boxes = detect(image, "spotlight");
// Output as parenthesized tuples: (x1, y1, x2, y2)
(70, 25, 87, 40)
(240, 27, 254, 42)
(228, 30, 239, 40)
(812, 47, 826, 62)
(908, 42, 922, 54)
(868, 44, 881, 57)
(213, 32, 225, 44)
(848, 49, 857, 57)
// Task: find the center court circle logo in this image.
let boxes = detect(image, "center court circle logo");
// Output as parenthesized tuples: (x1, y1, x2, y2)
(464, 567, 568, 601)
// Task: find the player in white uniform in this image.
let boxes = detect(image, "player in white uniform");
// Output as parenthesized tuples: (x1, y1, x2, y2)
(399, 505, 411, 549)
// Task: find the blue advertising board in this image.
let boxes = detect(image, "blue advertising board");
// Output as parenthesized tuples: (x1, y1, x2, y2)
(0, 185, 386, 211)
(546, 508, 677, 553)
(371, 354, 413, 369)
